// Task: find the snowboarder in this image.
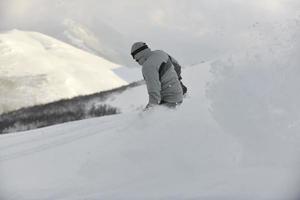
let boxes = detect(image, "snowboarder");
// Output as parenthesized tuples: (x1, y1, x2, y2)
(131, 42, 187, 110)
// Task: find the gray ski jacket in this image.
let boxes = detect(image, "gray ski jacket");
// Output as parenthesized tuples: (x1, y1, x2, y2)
(141, 50, 183, 105)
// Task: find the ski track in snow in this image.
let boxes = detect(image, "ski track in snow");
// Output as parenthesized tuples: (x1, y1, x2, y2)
(0, 112, 142, 162)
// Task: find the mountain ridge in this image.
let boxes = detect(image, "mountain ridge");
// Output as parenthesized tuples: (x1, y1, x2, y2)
(0, 29, 127, 114)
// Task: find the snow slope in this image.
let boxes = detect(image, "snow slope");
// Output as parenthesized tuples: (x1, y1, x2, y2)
(0, 63, 299, 200)
(0, 30, 127, 114)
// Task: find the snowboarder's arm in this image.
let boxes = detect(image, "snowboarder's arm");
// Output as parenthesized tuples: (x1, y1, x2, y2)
(169, 56, 182, 80)
(142, 64, 161, 105)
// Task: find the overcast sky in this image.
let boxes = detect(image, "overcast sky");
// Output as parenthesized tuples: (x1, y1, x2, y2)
(0, 0, 299, 66)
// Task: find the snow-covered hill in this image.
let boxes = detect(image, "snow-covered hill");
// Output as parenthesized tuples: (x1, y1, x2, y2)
(0, 30, 127, 114)
(0, 62, 299, 200)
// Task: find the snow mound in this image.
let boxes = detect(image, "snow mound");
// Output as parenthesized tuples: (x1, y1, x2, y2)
(0, 30, 127, 114)
(0, 62, 299, 200)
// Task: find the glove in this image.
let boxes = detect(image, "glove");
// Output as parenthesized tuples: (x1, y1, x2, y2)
(143, 103, 156, 111)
